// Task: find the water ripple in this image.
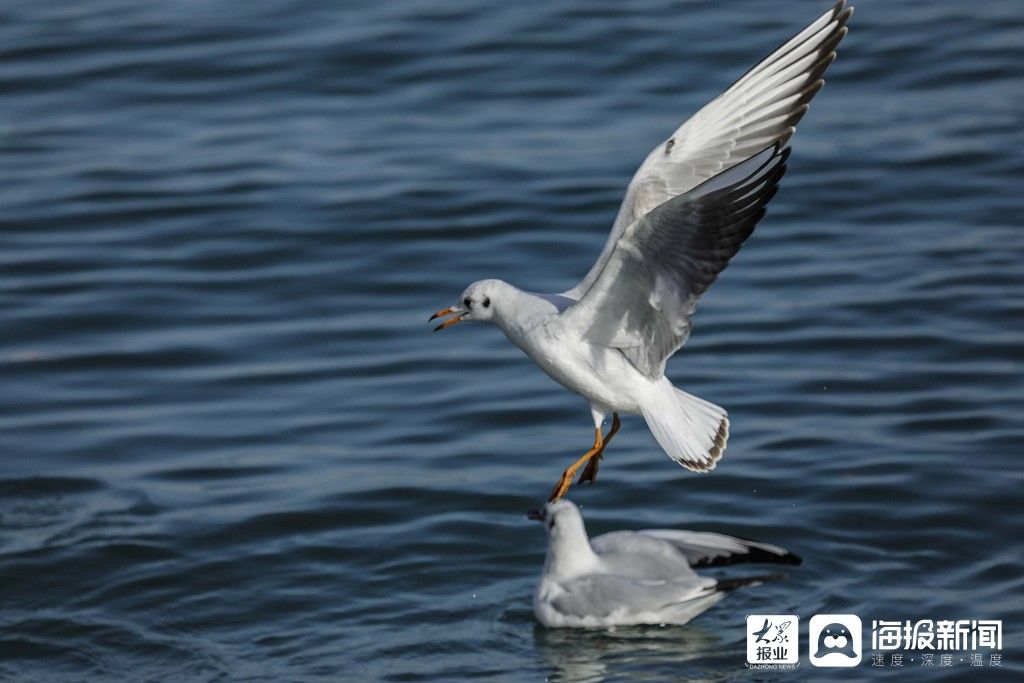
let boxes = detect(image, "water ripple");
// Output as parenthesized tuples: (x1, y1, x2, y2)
(0, 0, 1021, 679)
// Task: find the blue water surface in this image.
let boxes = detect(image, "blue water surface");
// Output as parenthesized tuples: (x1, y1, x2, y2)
(1, 0, 1022, 680)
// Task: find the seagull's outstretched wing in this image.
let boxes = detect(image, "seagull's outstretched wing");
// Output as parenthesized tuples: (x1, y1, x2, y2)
(552, 145, 789, 378)
(563, 0, 852, 300)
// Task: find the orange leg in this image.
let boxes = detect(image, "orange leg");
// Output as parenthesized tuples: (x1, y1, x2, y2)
(578, 412, 620, 485)
(548, 428, 603, 502)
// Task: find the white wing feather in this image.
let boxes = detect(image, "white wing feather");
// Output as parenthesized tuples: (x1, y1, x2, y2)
(552, 145, 790, 378)
(592, 528, 798, 569)
(564, 0, 852, 300)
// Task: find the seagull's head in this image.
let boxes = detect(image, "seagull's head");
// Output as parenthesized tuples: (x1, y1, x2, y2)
(528, 499, 588, 544)
(528, 499, 595, 575)
(430, 279, 503, 330)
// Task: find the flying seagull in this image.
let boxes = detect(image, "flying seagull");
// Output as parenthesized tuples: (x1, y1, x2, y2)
(431, 2, 852, 501)
(528, 500, 800, 627)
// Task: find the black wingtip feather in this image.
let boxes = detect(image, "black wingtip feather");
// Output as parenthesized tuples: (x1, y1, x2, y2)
(693, 545, 803, 569)
(705, 147, 789, 208)
(715, 573, 789, 592)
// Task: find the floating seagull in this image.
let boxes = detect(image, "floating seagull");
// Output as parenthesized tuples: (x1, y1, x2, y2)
(529, 500, 800, 628)
(431, 3, 852, 500)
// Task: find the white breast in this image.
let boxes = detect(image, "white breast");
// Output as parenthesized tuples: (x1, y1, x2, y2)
(508, 322, 648, 415)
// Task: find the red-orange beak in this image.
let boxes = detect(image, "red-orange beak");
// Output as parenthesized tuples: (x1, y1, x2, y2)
(429, 306, 465, 331)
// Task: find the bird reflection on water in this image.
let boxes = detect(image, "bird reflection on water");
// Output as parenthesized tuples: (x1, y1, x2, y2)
(535, 625, 717, 683)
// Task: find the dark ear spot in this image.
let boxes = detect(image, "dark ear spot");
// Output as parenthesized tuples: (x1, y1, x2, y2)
(483, 297, 490, 308)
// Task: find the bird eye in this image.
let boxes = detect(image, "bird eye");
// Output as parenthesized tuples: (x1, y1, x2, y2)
(483, 297, 490, 308)
(463, 297, 472, 308)
(547, 518, 555, 530)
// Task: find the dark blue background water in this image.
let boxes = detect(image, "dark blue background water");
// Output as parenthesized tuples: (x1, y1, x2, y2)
(2, 0, 1022, 680)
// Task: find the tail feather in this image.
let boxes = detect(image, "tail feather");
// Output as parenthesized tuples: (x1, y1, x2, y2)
(642, 380, 729, 471)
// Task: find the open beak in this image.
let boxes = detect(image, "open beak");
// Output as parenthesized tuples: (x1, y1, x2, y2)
(526, 509, 545, 522)
(429, 306, 465, 331)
